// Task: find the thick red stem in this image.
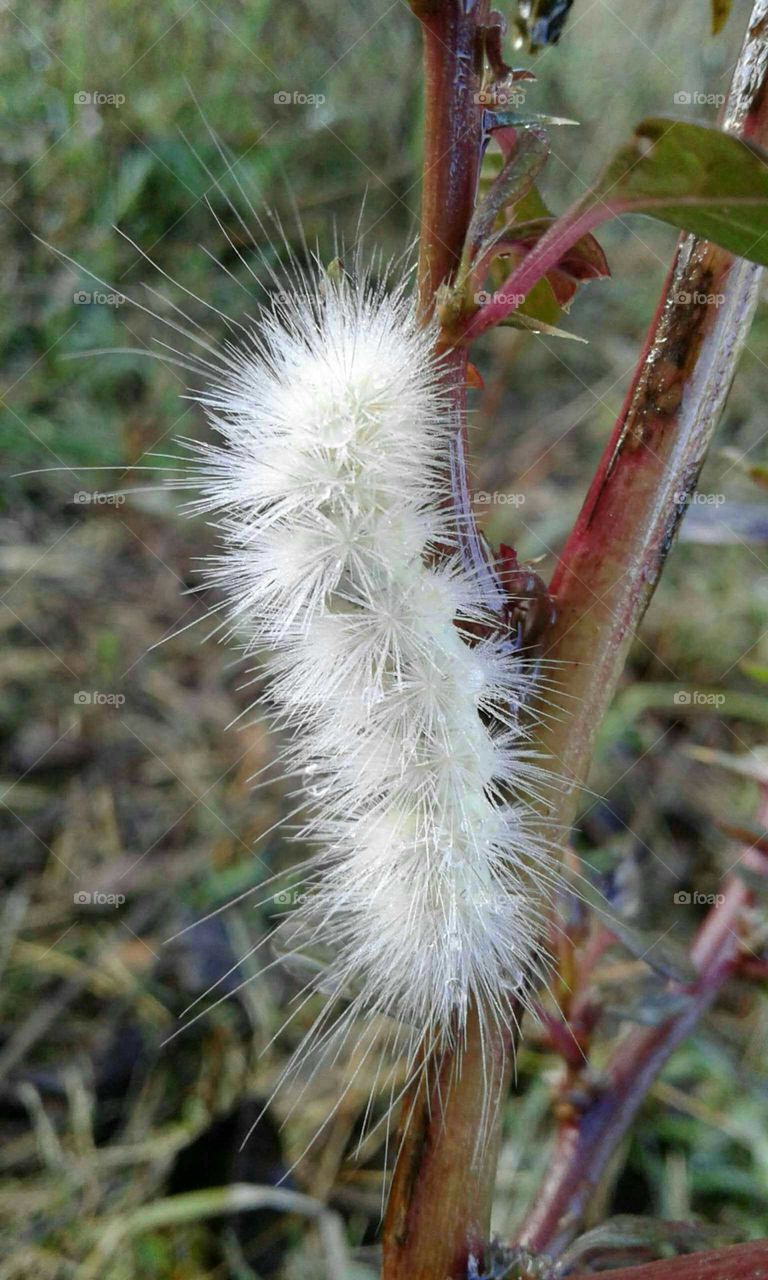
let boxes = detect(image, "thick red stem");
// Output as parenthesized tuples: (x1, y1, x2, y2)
(461, 203, 603, 340)
(381, 7, 513, 1279)
(536, 0, 768, 839)
(518, 819, 766, 1257)
(570, 1240, 768, 1280)
(509, 2, 768, 1255)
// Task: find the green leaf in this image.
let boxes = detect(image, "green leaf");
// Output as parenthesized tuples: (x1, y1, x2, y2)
(582, 118, 768, 264)
(741, 660, 768, 683)
(466, 128, 549, 258)
(484, 109, 579, 130)
(514, 275, 562, 326)
(494, 309, 586, 345)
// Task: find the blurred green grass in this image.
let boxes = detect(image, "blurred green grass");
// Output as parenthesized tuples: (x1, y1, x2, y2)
(1, 1, 767, 1276)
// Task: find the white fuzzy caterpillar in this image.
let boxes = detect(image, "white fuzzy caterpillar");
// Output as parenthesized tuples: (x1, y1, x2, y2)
(182, 263, 558, 1118)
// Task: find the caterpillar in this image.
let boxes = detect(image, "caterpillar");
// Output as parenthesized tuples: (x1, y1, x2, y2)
(35, 213, 561, 1137)
(177, 256, 561, 1132)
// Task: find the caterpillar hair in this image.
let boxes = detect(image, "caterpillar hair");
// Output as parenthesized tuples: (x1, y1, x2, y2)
(176, 253, 562, 1141)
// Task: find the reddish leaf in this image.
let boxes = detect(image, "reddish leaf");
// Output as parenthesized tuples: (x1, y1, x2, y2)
(472, 217, 609, 323)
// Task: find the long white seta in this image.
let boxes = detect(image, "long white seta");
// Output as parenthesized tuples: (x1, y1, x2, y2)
(178, 259, 560, 1139)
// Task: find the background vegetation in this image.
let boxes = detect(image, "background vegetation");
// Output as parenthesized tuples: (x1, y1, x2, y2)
(1, 1, 766, 1275)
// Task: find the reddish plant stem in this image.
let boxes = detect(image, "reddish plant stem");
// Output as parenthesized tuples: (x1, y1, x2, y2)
(461, 202, 605, 340)
(418, 0, 507, 609)
(384, 2, 768, 1274)
(382, 7, 513, 1280)
(537, 236, 762, 818)
(414, 0, 484, 321)
(513, 2, 768, 1256)
(460, 5, 768, 341)
(518, 812, 767, 1258)
(418, 0, 507, 610)
(537, 0, 768, 836)
(383, 1008, 514, 1280)
(570, 1240, 768, 1280)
